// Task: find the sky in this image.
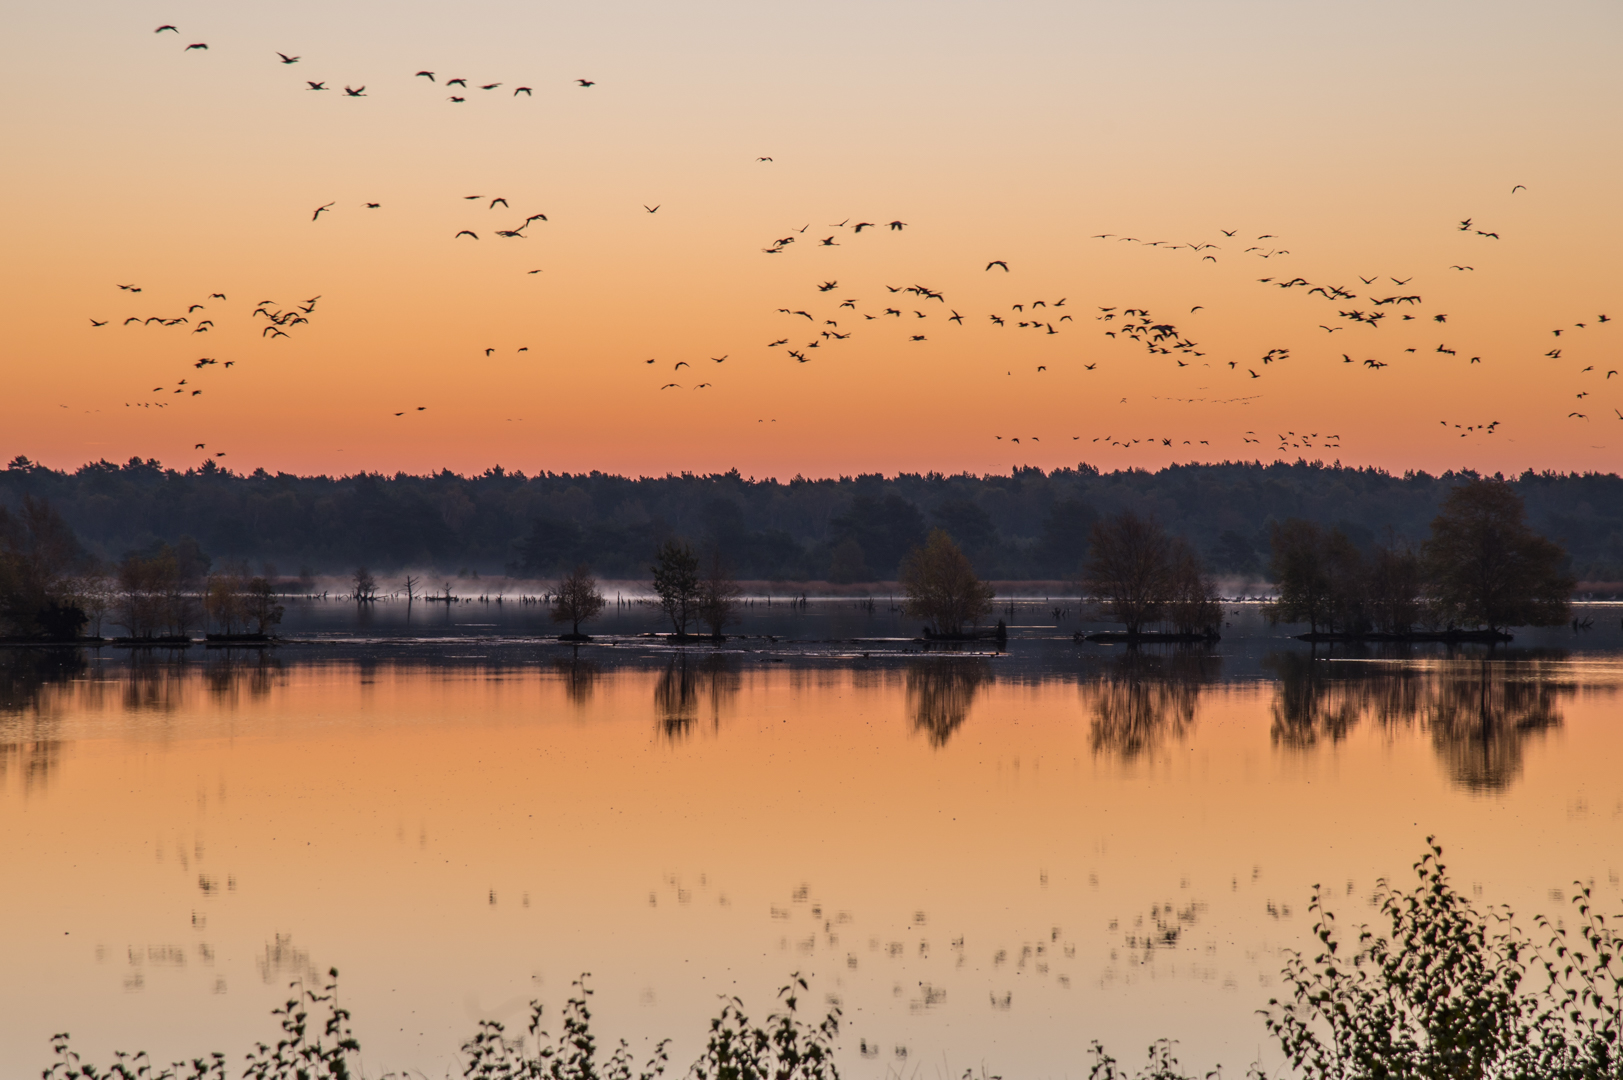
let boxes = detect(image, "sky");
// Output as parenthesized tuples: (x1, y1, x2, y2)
(3, 0, 1620, 480)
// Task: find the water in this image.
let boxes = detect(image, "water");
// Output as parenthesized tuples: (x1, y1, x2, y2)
(3, 601, 1622, 1079)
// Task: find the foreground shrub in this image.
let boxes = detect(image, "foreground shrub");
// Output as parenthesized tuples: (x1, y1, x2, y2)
(37, 848, 1623, 1080)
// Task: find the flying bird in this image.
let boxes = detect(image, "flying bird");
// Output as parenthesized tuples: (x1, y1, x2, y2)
(986, 260, 1009, 272)
(415, 71, 435, 81)
(307, 81, 327, 90)
(343, 85, 366, 96)
(276, 52, 299, 63)
(455, 230, 478, 239)
(514, 86, 532, 95)
(576, 78, 595, 86)
(185, 42, 208, 50)
(644, 205, 659, 213)
(312, 202, 334, 220)
(888, 221, 907, 231)
(89, 319, 107, 327)
(155, 25, 178, 33)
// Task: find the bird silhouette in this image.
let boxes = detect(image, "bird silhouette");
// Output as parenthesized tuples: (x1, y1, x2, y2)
(276, 52, 299, 63)
(416, 71, 435, 81)
(155, 25, 178, 33)
(644, 205, 660, 213)
(455, 230, 478, 239)
(312, 202, 334, 220)
(576, 78, 595, 87)
(185, 43, 208, 51)
(307, 81, 327, 90)
(986, 260, 1009, 272)
(343, 85, 366, 96)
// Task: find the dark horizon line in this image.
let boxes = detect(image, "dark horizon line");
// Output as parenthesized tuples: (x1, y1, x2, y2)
(7, 453, 1618, 487)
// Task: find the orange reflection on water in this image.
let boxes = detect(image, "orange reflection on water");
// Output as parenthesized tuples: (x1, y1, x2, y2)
(1, 652, 1620, 1079)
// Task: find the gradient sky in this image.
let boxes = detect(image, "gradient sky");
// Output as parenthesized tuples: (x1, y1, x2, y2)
(3, 0, 1620, 479)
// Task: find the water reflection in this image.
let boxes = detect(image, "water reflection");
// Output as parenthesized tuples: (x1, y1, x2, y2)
(554, 652, 602, 706)
(1264, 652, 1575, 790)
(654, 656, 742, 740)
(1086, 651, 1221, 759)
(906, 660, 991, 747)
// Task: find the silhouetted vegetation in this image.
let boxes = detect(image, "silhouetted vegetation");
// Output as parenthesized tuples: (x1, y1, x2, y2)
(900, 530, 994, 636)
(1082, 511, 1220, 635)
(34, 846, 1621, 1080)
(6, 456, 1620, 583)
(650, 539, 701, 636)
(1267, 478, 1574, 636)
(0, 496, 90, 640)
(552, 564, 606, 638)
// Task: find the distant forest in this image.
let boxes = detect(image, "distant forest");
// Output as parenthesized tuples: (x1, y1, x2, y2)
(3, 455, 1621, 583)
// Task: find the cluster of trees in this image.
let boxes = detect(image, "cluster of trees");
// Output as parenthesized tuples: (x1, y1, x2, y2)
(1269, 479, 1572, 634)
(0, 495, 283, 641)
(1082, 513, 1221, 635)
(6, 454, 1621, 582)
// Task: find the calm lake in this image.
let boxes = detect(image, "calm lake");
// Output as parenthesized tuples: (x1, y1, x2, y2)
(3, 599, 1621, 1079)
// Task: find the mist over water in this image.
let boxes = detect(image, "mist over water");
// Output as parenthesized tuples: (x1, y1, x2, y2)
(3, 604, 1621, 1079)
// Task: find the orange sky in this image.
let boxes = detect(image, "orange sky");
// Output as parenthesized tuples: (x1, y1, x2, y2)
(3, 0, 1620, 478)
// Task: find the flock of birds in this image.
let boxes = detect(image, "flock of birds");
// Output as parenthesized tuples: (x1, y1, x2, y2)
(89, 26, 1619, 464)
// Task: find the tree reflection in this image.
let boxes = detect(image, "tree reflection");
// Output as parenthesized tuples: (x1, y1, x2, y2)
(1086, 651, 1219, 759)
(0, 649, 80, 792)
(906, 659, 990, 747)
(553, 652, 601, 706)
(1427, 664, 1563, 792)
(655, 655, 742, 741)
(1263, 650, 1571, 791)
(203, 651, 283, 702)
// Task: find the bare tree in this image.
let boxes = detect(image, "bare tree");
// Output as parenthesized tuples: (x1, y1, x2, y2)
(403, 574, 419, 603)
(552, 564, 607, 638)
(1164, 540, 1221, 635)
(352, 567, 377, 603)
(1082, 512, 1173, 634)
(698, 548, 741, 638)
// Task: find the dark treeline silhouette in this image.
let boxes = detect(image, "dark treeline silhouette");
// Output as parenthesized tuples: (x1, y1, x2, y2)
(1268, 478, 1574, 637)
(4, 455, 1621, 583)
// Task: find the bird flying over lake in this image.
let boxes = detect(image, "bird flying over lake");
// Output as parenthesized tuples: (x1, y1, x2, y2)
(455, 230, 478, 239)
(577, 78, 595, 86)
(312, 202, 334, 220)
(644, 205, 659, 213)
(415, 71, 435, 81)
(155, 25, 177, 33)
(344, 85, 366, 96)
(307, 81, 326, 90)
(276, 52, 299, 63)
(986, 260, 1009, 272)
(185, 42, 208, 51)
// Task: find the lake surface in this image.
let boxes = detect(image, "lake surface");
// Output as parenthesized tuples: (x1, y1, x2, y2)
(3, 600, 1622, 1079)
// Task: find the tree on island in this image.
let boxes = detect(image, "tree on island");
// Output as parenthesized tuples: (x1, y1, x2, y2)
(900, 529, 994, 636)
(697, 548, 741, 639)
(651, 539, 701, 637)
(551, 564, 606, 639)
(1082, 511, 1171, 634)
(1268, 519, 1366, 634)
(1424, 478, 1572, 632)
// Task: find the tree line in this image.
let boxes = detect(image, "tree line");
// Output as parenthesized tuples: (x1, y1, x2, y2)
(0, 475, 1577, 642)
(3, 454, 1619, 583)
